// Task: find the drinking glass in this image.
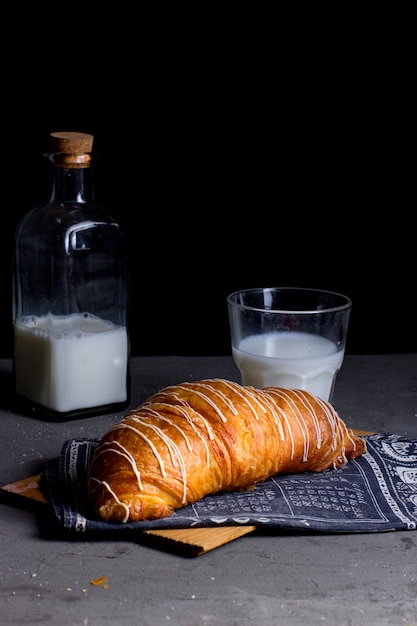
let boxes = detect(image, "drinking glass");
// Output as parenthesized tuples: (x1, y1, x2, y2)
(227, 287, 352, 402)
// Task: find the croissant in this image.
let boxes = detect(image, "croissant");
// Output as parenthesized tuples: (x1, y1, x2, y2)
(87, 378, 366, 523)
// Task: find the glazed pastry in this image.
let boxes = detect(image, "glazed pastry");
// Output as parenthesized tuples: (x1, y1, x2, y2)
(87, 379, 366, 523)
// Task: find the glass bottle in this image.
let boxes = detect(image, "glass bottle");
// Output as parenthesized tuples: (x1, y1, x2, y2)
(12, 131, 130, 419)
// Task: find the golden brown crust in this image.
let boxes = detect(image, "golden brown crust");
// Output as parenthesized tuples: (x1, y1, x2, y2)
(87, 379, 366, 523)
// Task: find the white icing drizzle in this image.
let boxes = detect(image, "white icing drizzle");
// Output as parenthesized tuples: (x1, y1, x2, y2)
(145, 395, 215, 442)
(171, 382, 230, 422)
(292, 390, 324, 448)
(250, 390, 284, 432)
(104, 410, 197, 505)
(91, 440, 143, 489)
(126, 419, 181, 468)
(156, 403, 213, 466)
(341, 420, 360, 452)
(260, 390, 296, 457)
(140, 397, 213, 468)
(89, 477, 130, 523)
(191, 380, 239, 415)
(261, 393, 289, 440)
(127, 417, 188, 504)
(266, 388, 312, 461)
(219, 379, 268, 421)
(287, 392, 315, 461)
(313, 395, 340, 448)
(312, 397, 360, 467)
(133, 409, 194, 454)
(264, 387, 350, 466)
(113, 422, 168, 477)
(151, 379, 264, 428)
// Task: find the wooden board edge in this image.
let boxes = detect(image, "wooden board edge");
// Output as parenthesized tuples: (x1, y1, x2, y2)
(1, 473, 47, 503)
(141, 526, 257, 556)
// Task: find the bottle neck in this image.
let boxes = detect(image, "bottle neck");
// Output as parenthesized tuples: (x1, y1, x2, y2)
(47, 154, 95, 204)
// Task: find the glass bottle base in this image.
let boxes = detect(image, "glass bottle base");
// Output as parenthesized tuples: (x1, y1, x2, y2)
(14, 394, 131, 422)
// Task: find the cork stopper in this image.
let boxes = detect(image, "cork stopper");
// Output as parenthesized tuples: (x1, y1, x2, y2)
(49, 131, 94, 167)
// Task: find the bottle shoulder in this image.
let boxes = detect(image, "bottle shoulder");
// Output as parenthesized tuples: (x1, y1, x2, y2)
(20, 200, 116, 221)
(16, 202, 123, 237)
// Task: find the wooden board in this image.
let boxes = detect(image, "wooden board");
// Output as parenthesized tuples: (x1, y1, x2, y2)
(0, 430, 372, 556)
(1, 473, 47, 503)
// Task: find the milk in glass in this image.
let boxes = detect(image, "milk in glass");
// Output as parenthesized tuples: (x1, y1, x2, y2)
(232, 331, 343, 401)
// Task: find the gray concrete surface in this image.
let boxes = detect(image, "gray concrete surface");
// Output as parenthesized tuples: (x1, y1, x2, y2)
(1, 355, 417, 626)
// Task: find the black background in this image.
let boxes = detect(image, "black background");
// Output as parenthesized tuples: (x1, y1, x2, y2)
(2, 3, 414, 358)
